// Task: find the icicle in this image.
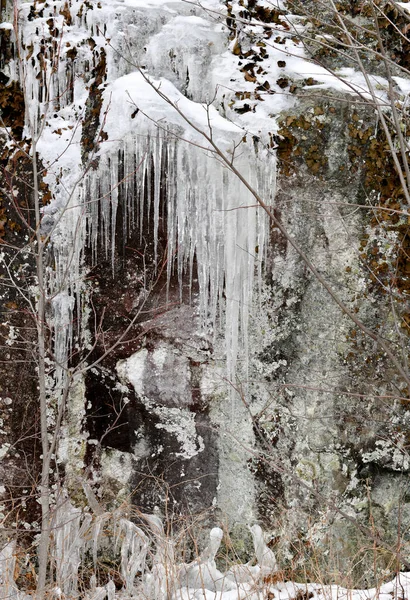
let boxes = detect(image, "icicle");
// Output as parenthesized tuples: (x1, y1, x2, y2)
(50, 290, 75, 397)
(116, 518, 149, 591)
(123, 142, 130, 243)
(106, 580, 116, 600)
(177, 527, 236, 593)
(83, 118, 272, 388)
(0, 542, 19, 600)
(86, 587, 107, 600)
(249, 524, 278, 575)
(52, 496, 92, 597)
(153, 130, 162, 267)
(14, 0, 275, 394)
(91, 513, 111, 570)
(142, 513, 177, 600)
(166, 141, 177, 301)
(110, 155, 119, 271)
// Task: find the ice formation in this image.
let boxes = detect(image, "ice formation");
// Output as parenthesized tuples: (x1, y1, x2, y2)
(85, 78, 273, 380)
(3, 0, 410, 597)
(0, 542, 22, 600)
(14, 0, 395, 392)
(14, 0, 274, 390)
(2, 500, 410, 600)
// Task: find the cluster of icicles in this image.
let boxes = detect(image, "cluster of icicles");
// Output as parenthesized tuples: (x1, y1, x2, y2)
(17, 0, 273, 388)
(0, 493, 279, 600)
(84, 127, 272, 381)
(2, 496, 410, 600)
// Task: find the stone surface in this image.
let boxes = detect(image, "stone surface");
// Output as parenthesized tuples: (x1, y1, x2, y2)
(1, 0, 410, 586)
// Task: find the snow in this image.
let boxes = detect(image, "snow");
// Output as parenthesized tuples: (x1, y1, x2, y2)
(207, 0, 394, 139)
(101, 70, 243, 141)
(145, 15, 226, 100)
(393, 76, 410, 95)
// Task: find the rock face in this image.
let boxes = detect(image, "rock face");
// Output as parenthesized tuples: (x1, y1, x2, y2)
(1, 0, 410, 584)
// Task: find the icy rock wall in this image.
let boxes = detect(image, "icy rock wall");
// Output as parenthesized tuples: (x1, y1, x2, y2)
(7, 0, 274, 527)
(3, 0, 410, 581)
(15, 0, 272, 383)
(245, 91, 410, 582)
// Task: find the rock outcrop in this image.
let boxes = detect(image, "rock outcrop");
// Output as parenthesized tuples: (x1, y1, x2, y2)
(1, 0, 410, 584)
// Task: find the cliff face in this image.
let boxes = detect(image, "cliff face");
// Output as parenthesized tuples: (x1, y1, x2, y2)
(1, 0, 410, 583)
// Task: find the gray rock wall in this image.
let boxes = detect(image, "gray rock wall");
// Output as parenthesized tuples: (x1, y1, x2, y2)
(1, 0, 410, 584)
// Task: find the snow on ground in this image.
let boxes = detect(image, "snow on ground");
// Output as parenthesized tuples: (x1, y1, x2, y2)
(207, 0, 392, 139)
